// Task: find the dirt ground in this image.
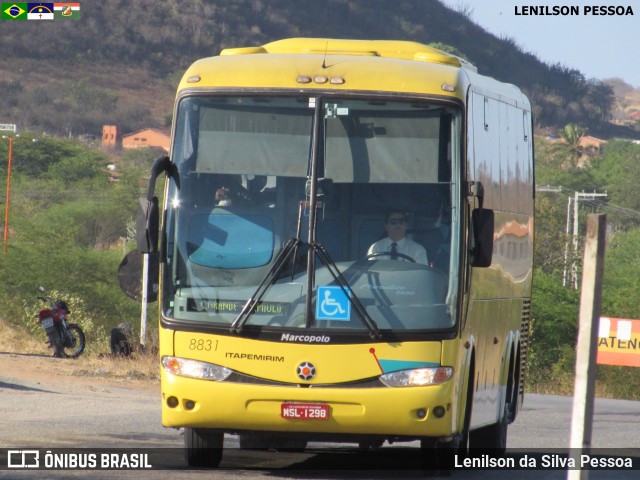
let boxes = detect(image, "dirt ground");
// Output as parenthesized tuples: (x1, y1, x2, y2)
(0, 317, 159, 394)
(0, 351, 170, 453)
(0, 350, 159, 394)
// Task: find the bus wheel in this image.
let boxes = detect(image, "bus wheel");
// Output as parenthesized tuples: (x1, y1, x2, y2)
(471, 402, 510, 455)
(458, 380, 474, 459)
(420, 438, 457, 473)
(184, 428, 223, 468)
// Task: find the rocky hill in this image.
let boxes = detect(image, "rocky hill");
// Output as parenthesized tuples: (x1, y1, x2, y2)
(0, 0, 634, 138)
(605, 78, 640, 127)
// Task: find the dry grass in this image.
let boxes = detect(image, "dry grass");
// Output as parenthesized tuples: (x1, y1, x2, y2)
(0, 315, 45, 354)
(74, 350, 160, 384)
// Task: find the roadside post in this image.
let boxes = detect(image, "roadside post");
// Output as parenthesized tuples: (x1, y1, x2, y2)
(140, 252, 149, 347)
(2, 135, 13, 255)
(568, 214, 606, 480)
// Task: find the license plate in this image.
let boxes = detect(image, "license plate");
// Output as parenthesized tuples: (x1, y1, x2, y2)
(281, 402, 330, 420)
(41, 317, 54, 329)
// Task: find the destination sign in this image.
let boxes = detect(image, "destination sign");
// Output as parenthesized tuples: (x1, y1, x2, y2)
(189, 299, 290, 316)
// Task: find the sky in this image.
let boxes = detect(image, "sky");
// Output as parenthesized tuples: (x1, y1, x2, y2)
(438, 0, 639, 87)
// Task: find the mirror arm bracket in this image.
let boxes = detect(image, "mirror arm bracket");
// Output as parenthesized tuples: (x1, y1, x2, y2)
(147, 155, 171, 201)
(137, 156, 171, 254)
(467, 180, 484, 210)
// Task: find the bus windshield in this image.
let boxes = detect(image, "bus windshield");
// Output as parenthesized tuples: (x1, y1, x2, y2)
(163, 95, 461, 335)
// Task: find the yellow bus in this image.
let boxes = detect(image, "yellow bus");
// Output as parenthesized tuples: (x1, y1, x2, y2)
(140, 38, 534, 468)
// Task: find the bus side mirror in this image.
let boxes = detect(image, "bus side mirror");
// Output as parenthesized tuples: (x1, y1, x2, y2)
(137, 197, 159, 254)
(117, 250, 159, 302)
(137, 156, 171, 254)
(471, 208, 494, 268)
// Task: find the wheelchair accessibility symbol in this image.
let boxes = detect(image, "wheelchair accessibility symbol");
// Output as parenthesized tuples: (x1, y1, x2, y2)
(316, 286, 351, 321)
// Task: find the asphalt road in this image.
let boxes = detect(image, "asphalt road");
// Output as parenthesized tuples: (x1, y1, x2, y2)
(1, 354, 639, 479)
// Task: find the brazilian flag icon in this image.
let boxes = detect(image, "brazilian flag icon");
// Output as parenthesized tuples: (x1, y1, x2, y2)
(1, 3, 28, 19)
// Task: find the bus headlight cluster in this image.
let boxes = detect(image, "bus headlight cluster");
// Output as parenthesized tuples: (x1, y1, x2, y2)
(379, 367, 453, 387)
(162, 356, 232, 381)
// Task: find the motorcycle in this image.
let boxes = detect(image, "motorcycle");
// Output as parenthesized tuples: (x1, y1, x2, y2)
(37, 293, 86, 358)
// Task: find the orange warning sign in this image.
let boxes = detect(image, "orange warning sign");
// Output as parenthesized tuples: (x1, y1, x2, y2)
(597, 317, 640, 367)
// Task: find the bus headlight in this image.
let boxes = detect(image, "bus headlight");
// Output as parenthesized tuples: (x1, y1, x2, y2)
(379, 367, 453, 387)
(162, 356, 233, 381)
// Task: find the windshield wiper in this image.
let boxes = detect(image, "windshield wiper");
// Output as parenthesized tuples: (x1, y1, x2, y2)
(232, 97, 379, 339)
(304, 97, 379, 339)
(229, 237, 381, 339)
(229, 237, 302, 334)
(311, 242, 382, 339)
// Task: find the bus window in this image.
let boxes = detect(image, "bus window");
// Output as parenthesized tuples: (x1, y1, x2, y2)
(163, 96, 460, 333)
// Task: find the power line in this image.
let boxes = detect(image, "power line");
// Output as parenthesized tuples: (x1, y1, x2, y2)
(537, 185, 640, 219)
(537, 186, 609, 288)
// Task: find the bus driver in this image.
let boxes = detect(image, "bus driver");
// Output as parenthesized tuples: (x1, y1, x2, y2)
(367, 211, 428, 265)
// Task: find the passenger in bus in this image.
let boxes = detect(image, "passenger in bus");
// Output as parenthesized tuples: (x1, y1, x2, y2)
(214, 175, 269, 207)
(215, 185, 234, 206)
(367, 211, 428, 265)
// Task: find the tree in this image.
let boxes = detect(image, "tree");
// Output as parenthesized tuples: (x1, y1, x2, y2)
(559, 123, 587, 167)
(528, 268, 580, 387)
(591, 140, 640, 230)
(602, 229, 640, 319)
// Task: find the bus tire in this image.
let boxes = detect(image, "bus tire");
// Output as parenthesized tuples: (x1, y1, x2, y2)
(420, 437, 456, 473)
(459, 357, 475, 458)
(184, 428, 223, 468)
(470, 402, 509, 455)
(508, 349, 521, 423)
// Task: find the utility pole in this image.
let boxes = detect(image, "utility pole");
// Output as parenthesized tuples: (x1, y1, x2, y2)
(536, 186, 607, 288)
(563, 195, 573, 286)
(2, 136, 13, 255)
(567, 192, 607, 288)
(535, 186, 573, 285)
